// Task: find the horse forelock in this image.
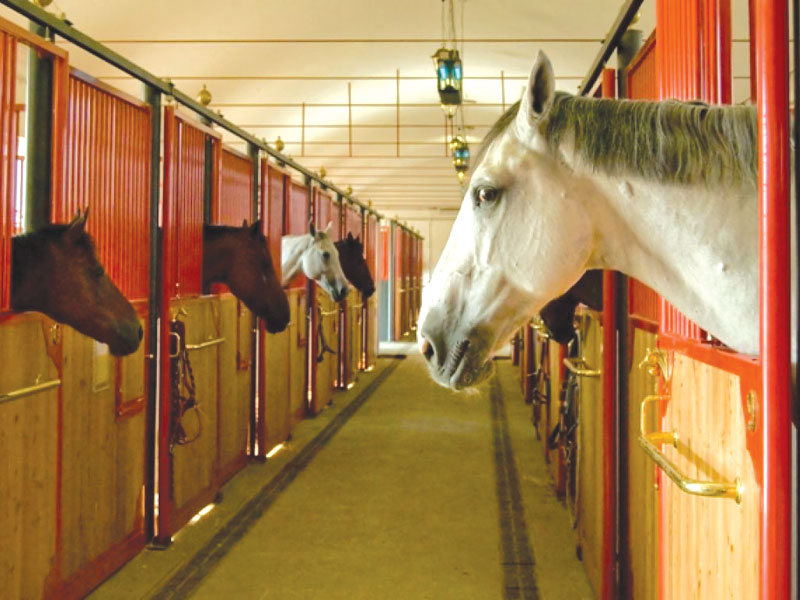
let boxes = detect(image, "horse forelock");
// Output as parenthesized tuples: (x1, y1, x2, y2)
(475, 93, 758, 187)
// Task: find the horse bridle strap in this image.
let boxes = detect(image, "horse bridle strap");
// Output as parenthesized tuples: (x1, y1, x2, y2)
(169, 319, 201, 451)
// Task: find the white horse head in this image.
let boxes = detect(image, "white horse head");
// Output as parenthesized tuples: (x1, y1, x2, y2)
(418, 49, 762, 389)
(418, 52, 594, 389)
(282, 222, 350, 302)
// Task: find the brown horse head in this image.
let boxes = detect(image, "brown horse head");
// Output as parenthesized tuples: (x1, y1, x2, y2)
(11, 210, 143, 356)
(335, 233, 375, 298)
(539, 269, 603, 344)
(203, 221, 290, 333)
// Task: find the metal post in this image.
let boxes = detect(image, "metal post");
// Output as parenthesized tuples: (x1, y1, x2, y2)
(754, 0, 792, 597)
(793, 0, 800, 593)
(248, 142, 259, 457)
(144, 84, 161, 542)
(614, 28, 641, 600)
(24, 23, 52, 230)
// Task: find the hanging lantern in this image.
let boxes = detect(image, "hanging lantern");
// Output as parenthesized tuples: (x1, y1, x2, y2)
(432, 47, 462, 114)
(450, 135, 470, 182)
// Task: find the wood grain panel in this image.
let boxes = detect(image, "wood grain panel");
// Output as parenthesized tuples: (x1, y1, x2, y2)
(545, 339, 564, 487)
(261, 324, 291, 451)
(574, 312, 604, 597)
(623, 328, 659, 600)
(660, 353, 759, 600)
(0, 314, 59, 600)
(60, 325, 146, 580)
(170, 297, 220, 510)
(312, 289, 335, 413)
(288, 288, 307, 425)
(216, 296, 250, 484)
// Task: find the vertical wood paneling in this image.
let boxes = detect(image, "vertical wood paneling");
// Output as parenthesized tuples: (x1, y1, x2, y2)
(660, 355, 759, 599)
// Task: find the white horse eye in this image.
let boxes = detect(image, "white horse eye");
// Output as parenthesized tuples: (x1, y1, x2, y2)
(476, 187, 499, 204)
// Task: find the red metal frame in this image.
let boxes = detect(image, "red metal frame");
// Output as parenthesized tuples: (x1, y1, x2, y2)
(754, 0, 791, 596)
(0, 32, 17, 313)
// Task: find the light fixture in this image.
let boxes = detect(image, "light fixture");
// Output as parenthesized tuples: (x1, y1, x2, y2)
(432, 47, 463, 113)
(450, 135, 470, 182)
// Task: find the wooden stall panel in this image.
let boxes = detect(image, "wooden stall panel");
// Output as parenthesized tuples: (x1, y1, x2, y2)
(572, 312, 605, 597)
(288, 288, 308, 425)
(0, 314, 60, 600)
(363, 214, 379, 369)
(215, 295, 250, 484)
(624, 328, 660, 600)
(212, 147, 253, 483)
(659, 354, 759, 599)
(159, 108, 222, 541)
(259, 161, 291, 453)
(546, 341, 566, 493)
(343, 203, 363, 384)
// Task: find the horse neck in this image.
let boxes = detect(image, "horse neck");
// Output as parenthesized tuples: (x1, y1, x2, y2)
(10, 235, 44, 311)
(281, 234, 312, 285)
(585, 171, 759, 353)
(202, 233, 234, 286)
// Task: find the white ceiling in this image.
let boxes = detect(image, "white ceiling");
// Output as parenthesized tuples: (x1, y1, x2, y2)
(0, 0, 760, 216)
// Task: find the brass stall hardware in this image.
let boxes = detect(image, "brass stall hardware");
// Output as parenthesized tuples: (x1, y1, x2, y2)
(0, 376, 62, 405)
(563, 357, 601, 378)
(186, 337, 226, 351)
(638, 347, 671, 385)
(638, 394, 743, 503)
(530, 318, 551, 340)
(319, 309, 339, 317)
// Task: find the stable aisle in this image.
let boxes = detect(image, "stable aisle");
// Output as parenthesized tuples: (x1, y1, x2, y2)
(94, 352, 591, 600)
(192, 352, 590, 600)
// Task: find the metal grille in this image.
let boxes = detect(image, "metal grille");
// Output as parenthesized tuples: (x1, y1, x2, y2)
(216, 146, 253, 226)
(58, 71, 151, 301)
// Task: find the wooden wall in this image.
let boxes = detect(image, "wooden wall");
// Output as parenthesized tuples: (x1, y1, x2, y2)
(0, 314, 59, 600)
(288, 288, 307, 425)
(260, 321, 291, 452)
(312, 289, 336, 413)
(660, 353, 759, 599)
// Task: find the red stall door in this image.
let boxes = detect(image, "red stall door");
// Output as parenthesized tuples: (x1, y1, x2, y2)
(283, 178, 310, 424)
(363, 213, 379, 369)
(157, 107, 225, 543)
(340, 202, 364, 386)
(258, 160, 292, 454)
(211, 145, 255, 485)
(311, 186, 337, 413)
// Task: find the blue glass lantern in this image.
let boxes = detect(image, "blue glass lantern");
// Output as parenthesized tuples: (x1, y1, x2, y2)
(450, 135, 470, 181)
(432, 47, 463, 109)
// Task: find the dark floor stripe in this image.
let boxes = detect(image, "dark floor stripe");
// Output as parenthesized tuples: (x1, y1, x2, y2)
(491, 375, 539, 600)
(150, 360, 402, 600)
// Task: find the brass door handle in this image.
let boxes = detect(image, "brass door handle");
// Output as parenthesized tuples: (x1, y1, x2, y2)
(186, 337, 225, 351)
(531, 319, 551, 340)
(0, 378, 61, 404)
(638, 395, 743, 503)
(563, 357, 600, 378)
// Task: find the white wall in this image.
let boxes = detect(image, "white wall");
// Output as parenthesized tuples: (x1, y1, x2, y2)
(388, 208, 457, 289)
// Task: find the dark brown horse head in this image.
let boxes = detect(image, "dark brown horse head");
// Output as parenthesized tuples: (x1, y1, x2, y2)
(203, 221, 290, 333)
(335, 233, 375, 298)
(11, 210, 143, 356)
(539, 269, 603, 344)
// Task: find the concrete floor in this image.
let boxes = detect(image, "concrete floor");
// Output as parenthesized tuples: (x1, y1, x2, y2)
(91, 351, 592, 600)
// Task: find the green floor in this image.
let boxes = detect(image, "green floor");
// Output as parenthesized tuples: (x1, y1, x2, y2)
(91, 352, 592, 600)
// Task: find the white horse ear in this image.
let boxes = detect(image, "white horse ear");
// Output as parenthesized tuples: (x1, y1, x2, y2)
(309, 221, 316, 236)
(324, 221, 333, 234)
(518, 50, 555, 130)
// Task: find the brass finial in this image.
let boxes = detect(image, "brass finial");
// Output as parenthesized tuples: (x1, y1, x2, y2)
(34, 0, 53, 7)
(197, 84, 212, 106)
(319, 166, 327, 178)
(275, 136, 285, 152)
(345, 185, 353, 196)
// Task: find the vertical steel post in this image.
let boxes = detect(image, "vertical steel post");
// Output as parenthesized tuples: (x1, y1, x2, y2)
(754, 0, 792, 597)
(793, 0, 800, 594)
(24, 24, 52, 230)
(600, 67, 618, 600)
(248, 142, 259, 457)
(144, 84, 161, 541)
